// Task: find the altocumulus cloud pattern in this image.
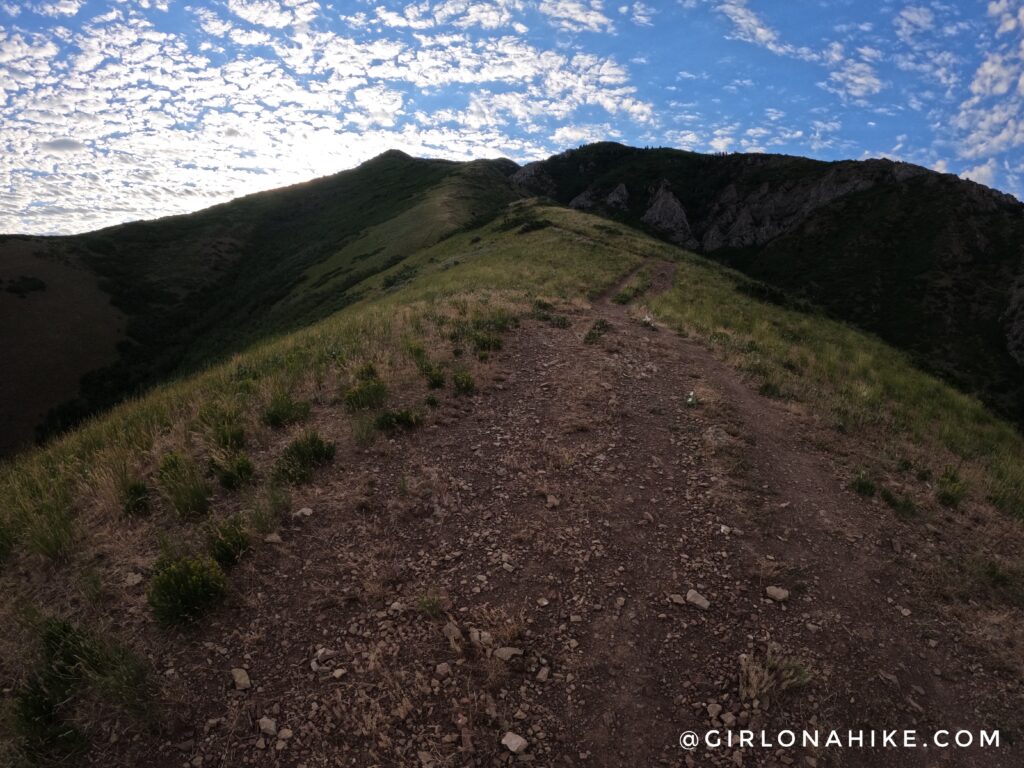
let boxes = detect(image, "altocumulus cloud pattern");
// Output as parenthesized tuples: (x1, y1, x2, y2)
(2, 0, 1024, 234)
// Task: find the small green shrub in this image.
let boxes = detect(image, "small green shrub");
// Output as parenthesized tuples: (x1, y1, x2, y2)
(880, 487, 916, 518)
(354, 362, 378, 381)
(850, 471, 876, 497)
(975, 558, 1024, 607)
(417, 594, 444, 619)
(548, 314, 571, 328)
(452, 371, 475, 395)
(758, 381, 785, 399)
(249, 484, 290, 533)
(584, 319, 611, 344)
(344, 378, 388, 411)
(157, 453, 210, 520)
(409, 345, 445, 388)
(425, 395, 439, 409)
(198, 403, 246, 450)
(261, 389, 310, 428)
(206, 516, 249, 568)
(274, 432, 336, 484)
(470, 331, 502, 355)
(937, 466, 967, 508)
(121, 480, 150, 517)
(375, 409, 422, 431)
(212, 452, 255, 490)
(147, 555, 226, 625)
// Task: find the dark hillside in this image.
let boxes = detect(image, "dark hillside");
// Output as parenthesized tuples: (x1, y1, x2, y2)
(514, 143, 1024, 424)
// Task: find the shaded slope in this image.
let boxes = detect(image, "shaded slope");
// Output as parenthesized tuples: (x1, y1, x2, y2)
(1, 203, 1023, 766)
(514, 142, 1024, 426)
(0, 152, 517, 454)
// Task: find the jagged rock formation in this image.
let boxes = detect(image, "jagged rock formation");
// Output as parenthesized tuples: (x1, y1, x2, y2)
(639, 180, 698, 249)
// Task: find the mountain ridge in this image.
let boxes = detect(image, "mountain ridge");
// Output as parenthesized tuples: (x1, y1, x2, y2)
(2, 143, 1023, 459)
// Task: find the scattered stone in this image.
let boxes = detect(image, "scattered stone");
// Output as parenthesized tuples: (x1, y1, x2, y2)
(293, 507, 313, 518)
(278, 728, 293, 740)
(546, 495, 560, 509)
(435, 662, 451, 678)
(669, 593, 687, 605)
(258, 717, 277, 737)
(537, 597, 550, 607)
(766, 586, 790, 602)
(494, 646, 523, 661)
(125, 573, 143, 587)
(502, 731, 529, 754)
(537, 666, 550, 682)
(263, 533, 283, 544)
(707, 702, 723, 719)
(230, 668, 251, 691)
(686, 589, 710, 610)
(443, 622, 464, 651)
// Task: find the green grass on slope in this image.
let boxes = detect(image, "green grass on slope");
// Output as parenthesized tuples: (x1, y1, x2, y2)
(35, 154, 517, 445)
(2, 199, 1024, 762)
(646, 251, 1024, 518)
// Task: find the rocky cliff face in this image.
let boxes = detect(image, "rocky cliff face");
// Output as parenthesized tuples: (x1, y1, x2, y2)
(639, 180, 698, 249)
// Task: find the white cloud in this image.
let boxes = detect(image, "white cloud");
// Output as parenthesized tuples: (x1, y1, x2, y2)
(894, 5, 935, 43)
(0, 1, 656, 234)
(31, 0, 84, 17)
(226, 0, 294, 29)
(827, 59, 883, 99)
(551, 123, 619, 144)
(539, 1, 614, 33)
(960, 157, 998, 186)
(970, 52, 1019, 96)
(38, 138, 87, 152)
(622, 2, 655, 26)
(716, 0, 817, 61)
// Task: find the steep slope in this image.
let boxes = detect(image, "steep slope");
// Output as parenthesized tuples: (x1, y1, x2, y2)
(514, 142, 1024, 425)
(1, 202, 1023, 767)
(0, 152, 517, 455)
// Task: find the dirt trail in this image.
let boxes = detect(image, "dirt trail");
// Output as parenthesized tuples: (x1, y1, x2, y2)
(99, 260, 1019, 768)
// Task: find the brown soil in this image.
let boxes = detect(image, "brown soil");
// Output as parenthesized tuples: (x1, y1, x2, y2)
(88, 260, 1021, 768)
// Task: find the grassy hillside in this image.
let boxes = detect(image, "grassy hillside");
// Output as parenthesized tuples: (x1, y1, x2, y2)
(517, 142, 1024, 427)
(0, 152, 517, 455)
(2, 199, 1024, 763)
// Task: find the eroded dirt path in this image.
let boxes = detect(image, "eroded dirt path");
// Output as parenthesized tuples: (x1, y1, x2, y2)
(100, 260, 1020, 768)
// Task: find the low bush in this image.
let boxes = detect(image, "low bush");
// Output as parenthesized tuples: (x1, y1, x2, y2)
(375, 409, 422, 431)
(452, 371, 475, 395)
(261, 389, 310, 428)
(344, 378, 388, 411)
(274, 432, 336, 484)
(147, 555, 226, 625)
(206, 516, 249, 568)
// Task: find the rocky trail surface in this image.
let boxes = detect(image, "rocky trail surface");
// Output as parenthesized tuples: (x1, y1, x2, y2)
(97, 261, 1020, 768)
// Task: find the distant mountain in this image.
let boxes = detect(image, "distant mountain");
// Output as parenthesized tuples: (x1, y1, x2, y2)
(513, 142, 1024, 427)
(0, 152, 517, 454)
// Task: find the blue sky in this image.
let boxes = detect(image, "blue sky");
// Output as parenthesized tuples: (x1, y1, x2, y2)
(2, 1, 1022, 234)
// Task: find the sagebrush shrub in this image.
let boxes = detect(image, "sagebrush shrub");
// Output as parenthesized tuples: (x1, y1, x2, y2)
(262, 389, 310, 428)
(274, 432, 335, 484)
(344, 378, 388, 411)
(207, 516, 249, 567)
(147, 555, 226, 625)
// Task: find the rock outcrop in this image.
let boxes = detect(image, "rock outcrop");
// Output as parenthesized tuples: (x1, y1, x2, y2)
(640, 180, 698, 249)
